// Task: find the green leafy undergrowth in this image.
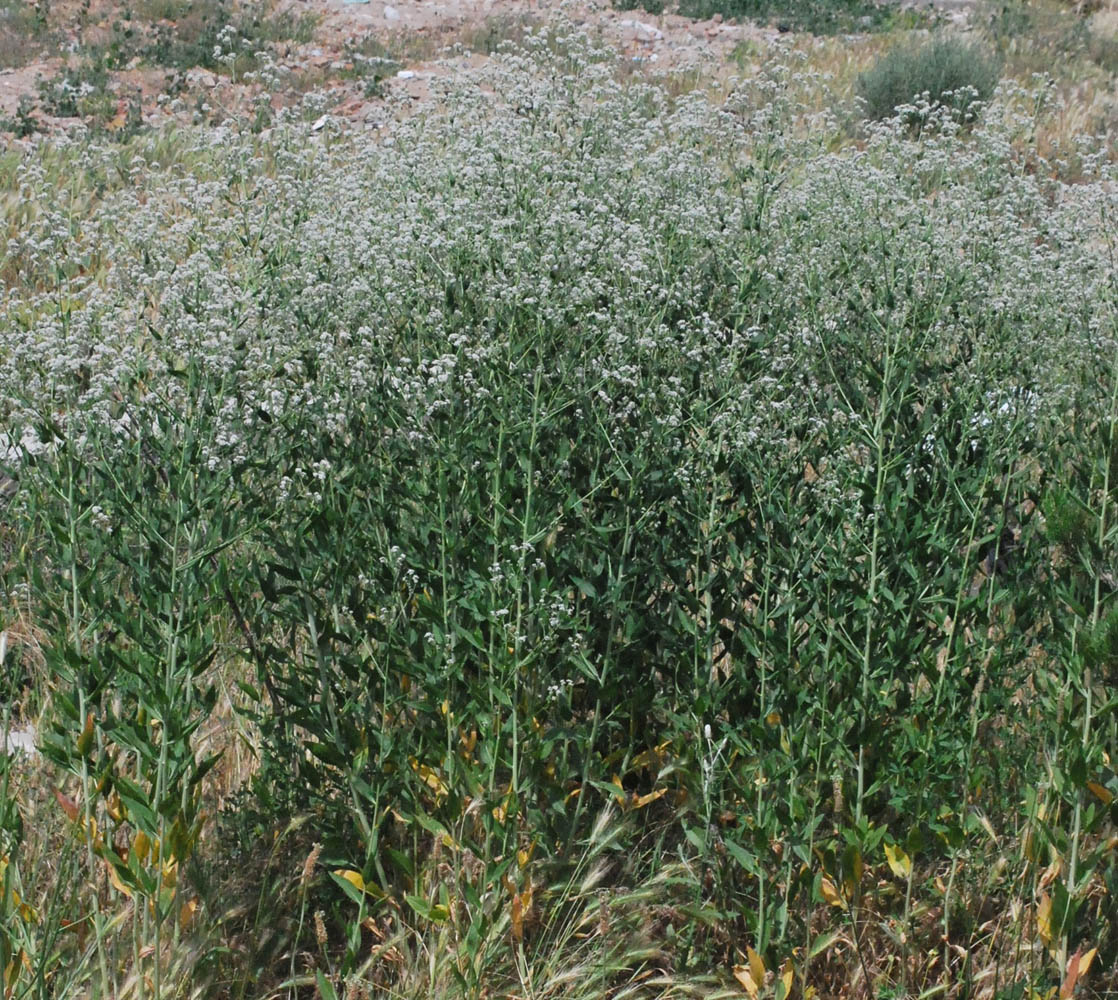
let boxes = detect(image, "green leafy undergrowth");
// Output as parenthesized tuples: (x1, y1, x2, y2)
(676, 0, 923, 34)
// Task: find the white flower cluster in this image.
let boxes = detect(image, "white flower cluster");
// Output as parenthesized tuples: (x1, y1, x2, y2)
(0, 18, 1113, 543)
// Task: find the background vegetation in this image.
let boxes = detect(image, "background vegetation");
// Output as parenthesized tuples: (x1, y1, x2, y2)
(674, 0, 916, 35)
(856, 35, 1001, 122)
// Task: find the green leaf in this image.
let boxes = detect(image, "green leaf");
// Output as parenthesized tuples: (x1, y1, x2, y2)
(112, 775, 158, 832)
(405, 893, 448, 923)
(315, 970, 339, 1000)
(571, 576, 597, 599)
(723, 838, 759, 875)
(329, 871, 366, 905)
(810, 930, 841, 958)
(683, 825, 707, 852)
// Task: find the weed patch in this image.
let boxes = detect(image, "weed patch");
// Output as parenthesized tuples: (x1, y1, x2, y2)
(0, 20, 1116, 1000)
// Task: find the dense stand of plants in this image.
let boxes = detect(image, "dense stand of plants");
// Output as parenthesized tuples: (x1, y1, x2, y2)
(1, 25, 1116, 999)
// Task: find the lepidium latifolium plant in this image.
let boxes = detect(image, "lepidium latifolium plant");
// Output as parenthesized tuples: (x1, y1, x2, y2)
(0, 15, 1116, 998)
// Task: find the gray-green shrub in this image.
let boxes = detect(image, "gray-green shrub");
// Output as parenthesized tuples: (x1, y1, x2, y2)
(857, 34, 1001, 123)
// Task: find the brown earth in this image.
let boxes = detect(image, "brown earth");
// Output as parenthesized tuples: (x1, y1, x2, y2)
(0, 0, 983, 139)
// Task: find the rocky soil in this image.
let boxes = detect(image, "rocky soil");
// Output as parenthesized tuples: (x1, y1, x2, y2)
(0, 0, 981, 137)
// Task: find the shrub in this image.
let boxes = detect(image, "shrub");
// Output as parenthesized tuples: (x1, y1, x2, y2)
(857, 34, 1001, 123)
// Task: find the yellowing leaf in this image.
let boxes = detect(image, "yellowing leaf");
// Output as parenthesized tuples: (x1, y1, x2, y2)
(54, 789, 80, 824)
(1087, 782, 1113, 805)
(7, 887, 36, 924)
(778, 958, 794, 1000)
(765, 711, 781, 726)
(632, 787, 668, 809)
(1036, 893, 1053, 946)
(732, 965, 760, 999)
(411, 760, 448, 798)
(4, 951, 26, 991)
(1078, 948, 1098, 975)
(179, 897, 198, 932)
(849, 849, 864, 886)
(506, 876, 533, 943)
(631, 740, 672, 772)
(747, 945, 766, 987)
(161, 858, 178, 888)
(611, 775, 628, 806)
(820, 876, 846, 909)
(334, 869, 365, 893)
(105, 862, 133, 899)
(884, 842, 912, 879)
(76, 713, 95, 757)
(132, 830, 151, 866)
(1039, 858, 1062, 890)
(106, 792, 125, 823)
(1061, 947, 1086, 999)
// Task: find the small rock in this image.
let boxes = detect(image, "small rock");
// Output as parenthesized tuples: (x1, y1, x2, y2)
(396, 69, 417, 79)
(384, 4, 400, 19)
(621, 18, 663, 42)
(711, 12, 722, 22)
(187, 68, 217, 88)
(311, 114, 330, 131)
(2, 725, 37, 759)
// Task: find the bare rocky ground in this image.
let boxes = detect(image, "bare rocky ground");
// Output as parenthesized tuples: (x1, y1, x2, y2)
(0, 0, 980, 139)
(306, 0, 776, 128)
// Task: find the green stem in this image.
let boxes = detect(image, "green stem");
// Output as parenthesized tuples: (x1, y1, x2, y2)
(856, 342, 894, 825)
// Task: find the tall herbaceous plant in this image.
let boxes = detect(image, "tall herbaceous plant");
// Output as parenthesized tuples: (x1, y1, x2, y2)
(0, 21, 1115, 998)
